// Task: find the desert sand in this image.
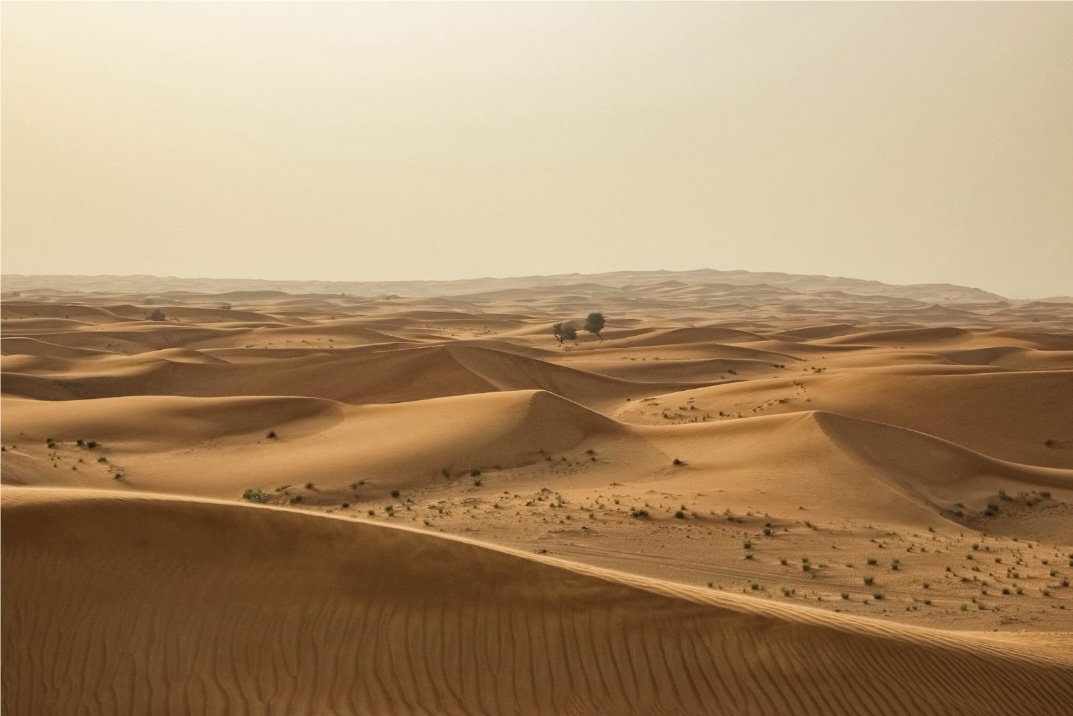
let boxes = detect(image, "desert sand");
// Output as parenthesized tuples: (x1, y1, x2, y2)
(3, 269, 1072, 715)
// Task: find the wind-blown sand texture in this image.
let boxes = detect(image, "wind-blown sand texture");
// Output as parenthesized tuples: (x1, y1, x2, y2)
(3, 270, 1073, 715)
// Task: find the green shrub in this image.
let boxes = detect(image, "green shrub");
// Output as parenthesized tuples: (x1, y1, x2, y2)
(242, 489, 270, 503)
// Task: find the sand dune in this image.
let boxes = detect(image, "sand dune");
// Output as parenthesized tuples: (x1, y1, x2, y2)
(820, 326, 976, 346)
(4, 488, 1071, 716)
(1, 389, 627, 499)
(2, 341, 711, 412)
(622, 368, 1073, 469)
(810, 411, 1073, 511)
(1, 302, 132, 323)
(610, 325, 769, 347)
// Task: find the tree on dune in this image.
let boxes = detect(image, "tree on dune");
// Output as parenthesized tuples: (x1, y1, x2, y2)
(552, 322, 578, 345)
(584, 312, 606, 339)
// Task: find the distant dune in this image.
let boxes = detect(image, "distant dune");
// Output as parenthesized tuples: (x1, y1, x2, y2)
(1, 268, 1009, 303)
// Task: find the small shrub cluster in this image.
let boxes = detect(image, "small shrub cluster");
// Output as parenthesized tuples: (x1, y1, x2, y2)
(242, 488, 270, 504)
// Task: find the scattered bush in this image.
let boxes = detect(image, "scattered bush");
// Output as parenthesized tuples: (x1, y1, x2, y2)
(672, 458, 684, 466)
(146, 308, 166, 321)
(242, 488, 270, 503)
(390, 489, 400, 499)
(863, 576, 875, 586)
(266, 431, 277, 439)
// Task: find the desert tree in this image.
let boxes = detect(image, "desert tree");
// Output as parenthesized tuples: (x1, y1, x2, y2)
(584, 312, 605, 339)
(552, 322, 578, 345)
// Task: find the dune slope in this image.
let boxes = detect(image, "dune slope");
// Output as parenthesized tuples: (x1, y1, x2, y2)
(4, 488, 1072, 716)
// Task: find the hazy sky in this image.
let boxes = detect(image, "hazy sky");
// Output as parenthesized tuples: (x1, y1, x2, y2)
(4, 2, 1072, 298)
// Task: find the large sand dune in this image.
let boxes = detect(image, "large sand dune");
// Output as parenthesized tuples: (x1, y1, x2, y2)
(3, 271, 1072, 714)
(5, 488, 1072, 716)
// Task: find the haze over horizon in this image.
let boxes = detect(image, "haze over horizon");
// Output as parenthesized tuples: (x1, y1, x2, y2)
(4, 2, 1072, 299)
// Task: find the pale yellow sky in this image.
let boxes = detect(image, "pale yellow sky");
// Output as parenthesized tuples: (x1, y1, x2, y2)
(3, 2, 1072, 298)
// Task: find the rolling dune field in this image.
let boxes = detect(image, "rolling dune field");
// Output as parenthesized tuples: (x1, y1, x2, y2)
(3, 270, 1072, 714)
